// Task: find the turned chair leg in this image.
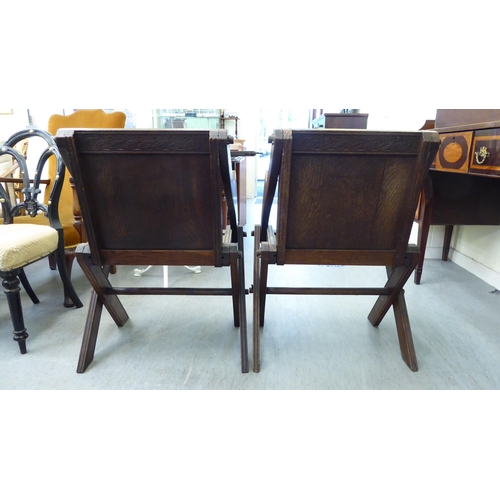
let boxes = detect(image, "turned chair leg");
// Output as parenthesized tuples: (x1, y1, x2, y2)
(2, 274, 29, 354)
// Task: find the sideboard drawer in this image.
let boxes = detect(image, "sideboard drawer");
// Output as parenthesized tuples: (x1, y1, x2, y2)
(435, 132, 473, 173)
(469, 129, 500, 176)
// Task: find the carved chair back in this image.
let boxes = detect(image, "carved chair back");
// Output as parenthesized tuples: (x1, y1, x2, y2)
(263, 129, 441, 267)
(55, 129, 237, 268)
(1, 128, 65, 229)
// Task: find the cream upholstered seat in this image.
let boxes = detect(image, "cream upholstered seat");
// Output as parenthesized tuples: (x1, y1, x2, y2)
(0, 225, 58, 271)
(1, 128, 82, 355)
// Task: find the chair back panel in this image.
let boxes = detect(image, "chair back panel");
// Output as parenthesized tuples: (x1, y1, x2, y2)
(80, 153, 217, 250)
(272, 129, 440, 266)
(55, 129, 228, 266)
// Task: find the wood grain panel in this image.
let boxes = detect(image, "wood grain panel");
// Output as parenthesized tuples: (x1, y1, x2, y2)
(436, 109, 500, 129)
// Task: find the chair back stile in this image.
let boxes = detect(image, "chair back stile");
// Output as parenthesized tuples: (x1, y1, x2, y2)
(217, 133, 239, 240)
(54, 128, 101, 263)
(260, 132, 283, 239)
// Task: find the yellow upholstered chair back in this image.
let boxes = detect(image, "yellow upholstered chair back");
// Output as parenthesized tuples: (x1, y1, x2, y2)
(46, 109, 127, 247)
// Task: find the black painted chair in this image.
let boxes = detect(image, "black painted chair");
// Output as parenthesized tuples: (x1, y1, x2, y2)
(0, 129, 83, 354)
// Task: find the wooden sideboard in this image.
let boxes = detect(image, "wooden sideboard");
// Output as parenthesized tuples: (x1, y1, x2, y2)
(415, 109, 500, 283)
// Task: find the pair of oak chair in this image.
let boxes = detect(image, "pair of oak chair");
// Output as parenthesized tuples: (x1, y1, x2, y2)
(51, 127, 439, 374)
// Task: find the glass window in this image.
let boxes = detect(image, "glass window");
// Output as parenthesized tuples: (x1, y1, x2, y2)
(154, 109, 220, 129)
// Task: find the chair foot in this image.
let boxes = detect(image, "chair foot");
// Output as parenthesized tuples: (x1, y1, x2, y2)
(252, 314, 261, 372)
(77, 291, 102, 373)
(16, 336, 28, 354)
(253, 337, 261, 373)
(393, 290, 418, 372)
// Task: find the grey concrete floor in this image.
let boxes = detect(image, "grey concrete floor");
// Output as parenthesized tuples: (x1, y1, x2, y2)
(1, 199, 500, 389)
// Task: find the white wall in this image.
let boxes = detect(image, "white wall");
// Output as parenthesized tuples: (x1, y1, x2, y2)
(0, 109, 31, 141)
(366, 108, 436, 130)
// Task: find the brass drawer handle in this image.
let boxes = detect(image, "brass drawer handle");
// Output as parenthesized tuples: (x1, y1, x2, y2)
(475, 146, 490, 164)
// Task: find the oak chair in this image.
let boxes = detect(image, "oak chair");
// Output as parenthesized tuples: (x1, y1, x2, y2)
(1, 129, 82, 354)
(252, 129, 440, 373)
(55, 128, 248, 374)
